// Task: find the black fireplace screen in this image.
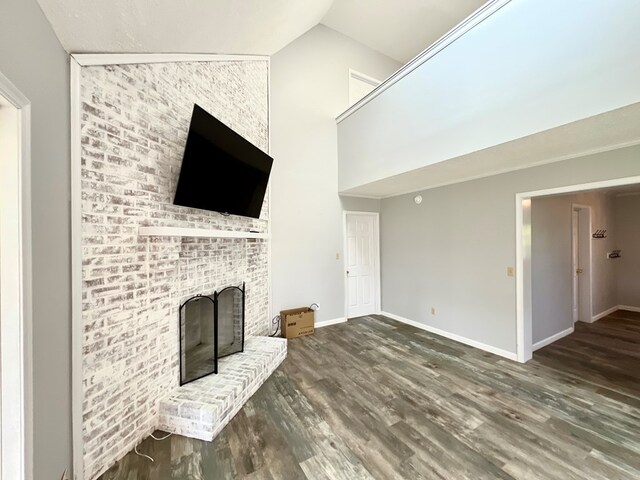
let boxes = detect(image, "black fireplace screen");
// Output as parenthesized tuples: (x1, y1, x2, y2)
(179, 283, 245, 385)
(215, 284, 245, 358)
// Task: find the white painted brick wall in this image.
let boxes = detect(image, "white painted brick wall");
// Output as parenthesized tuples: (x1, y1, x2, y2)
(79, 60, 270, 480)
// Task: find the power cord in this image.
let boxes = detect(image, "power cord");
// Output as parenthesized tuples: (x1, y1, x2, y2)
(134, 432, 173, 462)
(269, 314, 281, 337)
(134, 444, 154, 463)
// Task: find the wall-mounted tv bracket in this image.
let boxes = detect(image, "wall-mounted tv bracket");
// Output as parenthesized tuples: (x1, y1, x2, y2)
(592, 229, 607, 239)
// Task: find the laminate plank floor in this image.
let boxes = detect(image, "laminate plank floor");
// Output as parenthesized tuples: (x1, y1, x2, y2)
(99, 311, 640, 479)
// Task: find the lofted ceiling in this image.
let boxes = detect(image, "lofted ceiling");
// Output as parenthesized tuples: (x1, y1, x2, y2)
(36, 0, 486, 62)
(322, 0, 486, 63)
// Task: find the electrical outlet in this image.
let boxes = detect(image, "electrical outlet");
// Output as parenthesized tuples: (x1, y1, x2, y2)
(507, 266, 515, 277)
(431, 307, 436, 315)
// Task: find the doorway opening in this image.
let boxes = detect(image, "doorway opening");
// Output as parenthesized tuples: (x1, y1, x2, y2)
(517, 175, 640, 362)
(0, 72, 32, 480)
(343, 211, 381, 319)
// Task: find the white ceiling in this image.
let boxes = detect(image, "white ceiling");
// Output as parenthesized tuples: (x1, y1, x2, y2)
(322, 0, 486, 63)
(36, 0, 485, 62)
(36, 0, 335, 55)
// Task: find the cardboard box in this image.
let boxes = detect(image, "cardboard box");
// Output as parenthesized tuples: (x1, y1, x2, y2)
(280, 307, 315, 339)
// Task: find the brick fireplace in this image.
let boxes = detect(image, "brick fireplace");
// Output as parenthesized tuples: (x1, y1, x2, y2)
(79, 58, 273, 480)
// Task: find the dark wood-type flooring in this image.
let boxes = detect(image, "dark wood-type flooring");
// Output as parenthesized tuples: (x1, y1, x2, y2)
(99, 310, 640, 479)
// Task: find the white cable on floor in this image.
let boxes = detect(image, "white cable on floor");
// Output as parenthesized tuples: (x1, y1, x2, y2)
(134, 431, 173, 462)
(134, 444, 154, 463)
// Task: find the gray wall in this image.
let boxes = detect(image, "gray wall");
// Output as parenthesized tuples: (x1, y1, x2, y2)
(340, 196, 381, 213)
(614, 194, 640, 307)
(531, 191, 616, 344)
(0, 0, 71, 477)
(270, 25, 399, 322)
(380, 147, 640, 354)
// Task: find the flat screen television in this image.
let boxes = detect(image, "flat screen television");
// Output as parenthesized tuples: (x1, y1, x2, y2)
(173, 104, 273, 219)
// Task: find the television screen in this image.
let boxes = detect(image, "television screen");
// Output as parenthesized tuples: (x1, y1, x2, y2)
(174, 104, 273, 219)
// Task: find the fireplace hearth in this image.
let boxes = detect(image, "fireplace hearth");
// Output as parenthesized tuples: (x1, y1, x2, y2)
(179, 283, 245, 385)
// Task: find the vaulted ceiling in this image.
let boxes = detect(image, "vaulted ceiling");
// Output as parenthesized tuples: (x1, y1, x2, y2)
(322, 0, 485, 63)
(36, 0, 486, 62)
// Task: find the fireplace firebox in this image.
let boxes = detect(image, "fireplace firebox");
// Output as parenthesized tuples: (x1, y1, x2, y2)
(179, 283, 245, 385)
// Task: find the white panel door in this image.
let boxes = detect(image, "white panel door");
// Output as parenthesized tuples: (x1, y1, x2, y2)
(572, 210, 579, 323)
(345, 213, 377, 318)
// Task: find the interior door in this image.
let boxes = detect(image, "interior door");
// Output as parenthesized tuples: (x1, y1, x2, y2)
(345, 213, 377, 318)
(572, 206, 593, 323)
(572, 210, 580, 323)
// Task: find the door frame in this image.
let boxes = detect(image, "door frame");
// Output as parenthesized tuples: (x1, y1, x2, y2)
(515, 175, 640, 363)
(0, 71, 33, 480)
(571, 204, 593, 324)
(342, 211, 381, 319)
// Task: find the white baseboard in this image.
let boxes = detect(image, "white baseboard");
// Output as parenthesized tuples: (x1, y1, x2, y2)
(618, 305, 640, 313)
(589, 304, 640, 323)
(380, 311, 518, 361)
(315, 317, 347, 328)
(590, 305, 619, 323)
(532, 326, 574, 351)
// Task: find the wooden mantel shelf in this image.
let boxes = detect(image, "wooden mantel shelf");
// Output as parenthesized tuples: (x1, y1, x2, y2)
(138, 226, 269, 239)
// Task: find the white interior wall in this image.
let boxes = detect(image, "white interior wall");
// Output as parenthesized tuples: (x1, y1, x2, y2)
(613, 195, 640, 308)
(270, 25, 399, 322)
(531, 190, 616, 345)
(380, 148, 640, 356)
(337, 0, 640, 193)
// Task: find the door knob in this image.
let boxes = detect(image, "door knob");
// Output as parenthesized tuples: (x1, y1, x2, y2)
(346, 270, 349, 275)
(576, 268, 584, 274)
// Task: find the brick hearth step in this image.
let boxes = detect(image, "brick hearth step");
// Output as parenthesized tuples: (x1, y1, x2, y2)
(158, 336, 287, 441)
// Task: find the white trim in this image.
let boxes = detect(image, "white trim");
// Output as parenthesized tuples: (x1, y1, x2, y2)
(138, 226, 269, 239)
(71, 53, 269, 66)
(515, 175, 640, 364)
(515, 196, 529, 362)
(348, 69, 381, 87)
(381, 311, 518, 361)
(348, 69, 381, 108)
(343, 212, 382, 319)
(516, 176, 640, 201)
(0, 70, 33, 480)
(532, 327, 574, 351)
(590, 305, 619, 323)
(315, 317, 347, 328)
(267, 57, 273, 329)
(70, 57, 84, 480)
(618, 305, 640, 313)
(339, 192, 382, 200)
(336, 0, 511, 123)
